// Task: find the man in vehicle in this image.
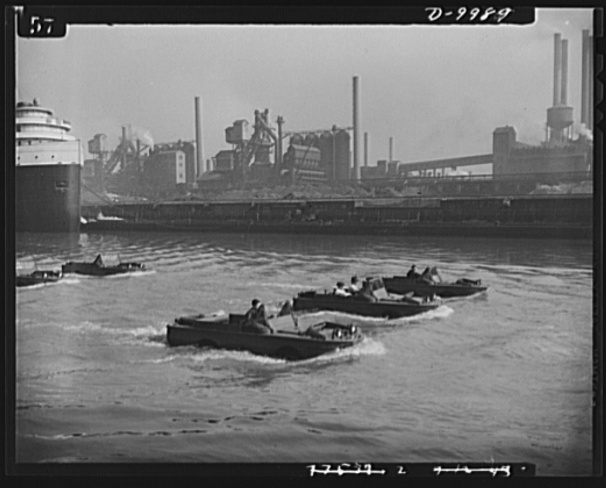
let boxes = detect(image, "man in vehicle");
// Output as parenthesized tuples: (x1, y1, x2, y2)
(406, 264, 421, 279)
(357, 278, 378, 302)
(243, 299, 275, 334)
(348, 275, 362, 294)
(418, 266, 443, 284)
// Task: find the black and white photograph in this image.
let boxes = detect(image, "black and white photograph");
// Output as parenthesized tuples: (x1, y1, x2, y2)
(8, 5, 601, 478)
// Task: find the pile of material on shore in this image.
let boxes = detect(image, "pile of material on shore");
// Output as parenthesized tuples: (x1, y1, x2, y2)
(530, 181, 593, 195)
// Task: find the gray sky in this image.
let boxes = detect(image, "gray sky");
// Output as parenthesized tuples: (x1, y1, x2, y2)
(16, 8, 594, 170)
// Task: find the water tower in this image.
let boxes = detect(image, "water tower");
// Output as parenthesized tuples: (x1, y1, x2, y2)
(546, 33, 573, 144)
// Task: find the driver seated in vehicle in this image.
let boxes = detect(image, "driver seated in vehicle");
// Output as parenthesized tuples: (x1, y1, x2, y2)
(406, 264, 421, 280)
(243, 299, 275, 334)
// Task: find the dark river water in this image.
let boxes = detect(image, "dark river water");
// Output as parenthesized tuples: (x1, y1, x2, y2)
(12, 231, 594, 476)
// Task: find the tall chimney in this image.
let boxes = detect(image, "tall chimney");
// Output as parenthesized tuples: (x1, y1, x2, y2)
(560, 38, 568, 105)
(194, 96, 204, 178)
(364, 132, 368, 167)
(581, 30, 589, 125)
(553, 33, 562, 106)
(352, 76, 360, 180)
(389, 137, 393, 162)
(277, 115, 284, 171)
(121, 126, 127, 169)
(586, 36, 593, 130)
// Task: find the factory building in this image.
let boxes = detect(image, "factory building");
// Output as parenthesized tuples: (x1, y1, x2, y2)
(82, 133, 109, 193)
(333, 130, 351, 180)
(492, 30, 593, 176)
(82, 158, 106, 192)
(282, 144, 326, 183)
(361, 159, 400, 179)
(362, 28, 593, 182)
(493, 126, 592, 175)
(214, 149, 237, 172)
(143, 149, 187, 194)
(152, 141, 196, 183)
(204, 117, 353, 188)
(282, 130, 351, 182)
(285, 129, 351, 181)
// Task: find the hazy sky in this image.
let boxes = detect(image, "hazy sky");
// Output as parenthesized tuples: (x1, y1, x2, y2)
(16, 8, 594, 168)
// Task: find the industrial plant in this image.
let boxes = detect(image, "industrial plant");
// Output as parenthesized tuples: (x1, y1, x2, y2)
(82, 28, 593, 204)
(74, 27, 595, 240)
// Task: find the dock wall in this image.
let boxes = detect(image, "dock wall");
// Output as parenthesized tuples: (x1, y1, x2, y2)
(81, 194, 593, 239)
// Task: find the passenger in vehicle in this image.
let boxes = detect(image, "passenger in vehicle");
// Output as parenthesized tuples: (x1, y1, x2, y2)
(333, 282, 352, 297)
(348, 276, 362, 294)
(243, 299, 275, 334)
(420, 266, 434, 283)
(357, 279, 378, 302)
(421, 266, 442, 283)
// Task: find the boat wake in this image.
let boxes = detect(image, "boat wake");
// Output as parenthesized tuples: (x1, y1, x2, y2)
(61, 321, 106, 333)
(99, 269, 156, 279)
(48, 320, 167, 348)
(60, 269, 155, 279)
(122, 324, 166, 337)
(152, 336, 385, 366)
(59, 277, 81, 285)
(437, 290, 489, 302)
(106, 323, 167, 347)
(318, 337, 386, 360)
(138, 355, 183, 364)
(15, 277, 80, 290)
(120, 269, 156, 278)
(413, 304, 454, 320)
(16, 282, 52, 290)
(191, 348, 289, 365)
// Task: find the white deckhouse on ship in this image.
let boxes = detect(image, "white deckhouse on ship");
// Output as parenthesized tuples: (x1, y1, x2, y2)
(16, 99, 82, 232)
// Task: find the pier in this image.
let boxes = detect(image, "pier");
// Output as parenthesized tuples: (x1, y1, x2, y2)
(81, 193, 592, 240)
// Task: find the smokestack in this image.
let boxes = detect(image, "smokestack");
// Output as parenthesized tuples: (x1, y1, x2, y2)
(553, 33, 562, 106)
(352, 76, 360, 180)
(364, 132, 368, 167)
(121, 126, 127, 168)
(389, 137, 393, 162)
(581, 30, 589, 125)
(586, 36, 593, 130)
(560, 38, 568, 105)
(277, 116, 284, 170)
(194, 96, 204, 178)
(136, 139, 141, 170)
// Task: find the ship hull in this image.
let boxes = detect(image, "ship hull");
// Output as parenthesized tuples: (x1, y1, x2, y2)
(15, 164, 81, 233)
